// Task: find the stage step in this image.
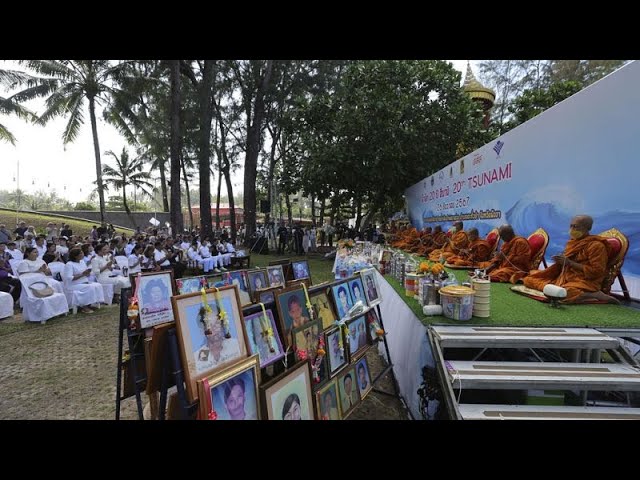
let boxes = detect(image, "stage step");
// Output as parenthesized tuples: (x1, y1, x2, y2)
(432, 326, 619, 350)
(458, 404, 640, 420)
(446, 360, 640, 391)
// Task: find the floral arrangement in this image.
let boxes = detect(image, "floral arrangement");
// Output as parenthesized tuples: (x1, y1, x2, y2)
(430, 263, 444, 276)
(338, 238, 355, 249)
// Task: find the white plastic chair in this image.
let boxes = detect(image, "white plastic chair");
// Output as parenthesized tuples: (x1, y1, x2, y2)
(9, 259, 21, 277)
(0, 291, 14, 319)
(19, 275, 69, 324)
(114, 255, 129, 271)
(47, 261, 65, 281)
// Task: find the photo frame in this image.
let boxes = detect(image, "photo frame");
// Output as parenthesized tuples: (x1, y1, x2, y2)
(275, 286, 311, 347)
(347, 277, 367, 307)
(346, 315, 370, 359)
(246, 269, 268, 298)
(354, 356, 373, 401)
(331, 281, 354, 320)
(254, 285, 281, 305)
(136, 270, 176, 329)
(286, 278, 311, 289)
(365, 307, 382, 342)
(260, 361, 314, 420)
(176, 275, 207, 295)
(243, 309, 285, 369)
(292, 319, 328, 385)
(315, 379, 342, 420)
(266, 264, 286, 287)
(337, 365, 361, 418)
(292, 260, 310, 281)
(310, 290, 338, 331)
(224, 270, 252, 307)
(205, 274, 224, 289)
(360, 268, 382, 307)
(172, 285, 249, 402)
(325, 326, 348, 376)
(197, 355, 261, 420)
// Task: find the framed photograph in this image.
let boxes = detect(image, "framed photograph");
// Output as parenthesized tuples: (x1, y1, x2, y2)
(197, 355, 261, 420)
(292, 319, 328, 385)
(246, 269, 268, 297)
(347, 277, 367, 306)
(360, 268, 382, 307)
(310, 290, 338, 331)
(316, 379, 342, 420)
(331, 281, 353, 319)
(346, 315, 369, 359)
(365, 307, 382, 342)
(379, 250, 393, 264)
(224, 270, 252, 307)
(176, 275, 206, 295)
(205, 274, 224, 289)
(355, 356, 373, 400)
(243, 309, 285, 369)
(172, 285, 249, 401)
(261, 361, 314, 420)
(337, 366, 361, 418)
(275, 287, 311, 347)
(266, 265, 285, 287)
(136, 270, 176, 329)
(325, 327, 348, 376)
(254, 285, 281, 305)
(286, 278, 311, 289)
(292, 260, 310, 281)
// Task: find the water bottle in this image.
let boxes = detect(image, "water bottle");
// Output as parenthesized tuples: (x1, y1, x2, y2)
(123, 267, 128, 277)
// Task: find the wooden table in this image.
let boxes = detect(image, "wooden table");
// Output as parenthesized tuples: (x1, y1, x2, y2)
(231, 255, 251, 269)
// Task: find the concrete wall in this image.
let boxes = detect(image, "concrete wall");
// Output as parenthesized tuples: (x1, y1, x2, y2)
(40, 211, 171, 231)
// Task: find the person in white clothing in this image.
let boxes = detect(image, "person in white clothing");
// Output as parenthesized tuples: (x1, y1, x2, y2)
(214, 240, 231, 269)
(63, 248, 104, 313)
(34, 237, 47, 259)
(127, 244, 144, 275)
(309, 227, 317, 252)
(81, 244, 95, 268)
(124, 239, 136, 256)
(56, 237, 70, 262)
(187, 240, 215, 273)
(6, 242, 24, 261)
(153, 241, 172, 269)
(17, 247, 65, 294)
(91, 243, 130, 299)
(302, 228, 310, 254)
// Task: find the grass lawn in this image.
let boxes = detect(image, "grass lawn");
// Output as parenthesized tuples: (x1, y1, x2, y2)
(0, 208, 134, 237)
(384, 274, 640, 329)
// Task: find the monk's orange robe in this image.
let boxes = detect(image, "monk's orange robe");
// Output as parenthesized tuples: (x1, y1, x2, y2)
(477, 236, 531, 283)
(428, 231, 469, 261)
(523, 235, 610, 303)
(448, 239, 493, 266)
(422, 232, 448, 256)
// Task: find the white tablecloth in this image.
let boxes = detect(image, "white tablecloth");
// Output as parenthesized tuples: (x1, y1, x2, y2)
(375, 270, 438, 420)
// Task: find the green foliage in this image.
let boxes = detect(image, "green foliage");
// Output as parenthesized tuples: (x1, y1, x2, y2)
(506, 80, 583, 129)
(74, 202, 96, 211)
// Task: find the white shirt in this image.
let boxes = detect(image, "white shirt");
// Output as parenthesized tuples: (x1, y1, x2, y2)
(63, 261, 90, 286)
(180, 241, 190, 251)
(128, 253, 142, 274)
(56, 245, 69, 256)
(91, 255, 113, 280)
(7, 248, 23, 261)
(125, 243, 135, 256)
(17, 258, 47, 277)
(35, 244, 47, 259)
(224, 242, 235, 253)
(199, 244, 212, 258)
(154, 248, 170, 267)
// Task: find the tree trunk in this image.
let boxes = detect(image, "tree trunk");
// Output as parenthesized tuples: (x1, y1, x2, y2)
(243, 60, 273, 244)
(319, 198, 325, 227)
(354, 198, 363, 232)
(222, 166, 236, 243)
(265, 126, 280, 229)
(285, 194, 292, 227)
(158, 157, 169, 212)
(311, 195, 316, 227)
(169, 60, 184, 233)
(215, 165, 222, 230)
(88, 96, 106, 226)
(198, 60, 215, 238)
(181, 154, 194, 230)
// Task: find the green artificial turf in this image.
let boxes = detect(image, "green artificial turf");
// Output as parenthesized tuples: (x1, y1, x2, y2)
(384, 274, 640, 329)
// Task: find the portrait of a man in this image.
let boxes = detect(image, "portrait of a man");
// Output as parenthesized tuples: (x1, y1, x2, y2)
(276, 289, 311, 344)
(332, 283, 353, 319)
(317, 381, 340, 420)
(267, 266, 284, 287)
(362, 271, 381, 305)
(244, 310, 284, 368)
(356, 358, 372, 399)
(292, 260, 310, 280)
(210, 369, 258, 420)
(338, 369, 359, 415)
(327, 328, 346, 374)
(348, 278, 365, 306)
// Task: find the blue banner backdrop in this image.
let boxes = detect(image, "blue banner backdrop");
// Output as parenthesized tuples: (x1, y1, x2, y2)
(405, 61, 640, 299)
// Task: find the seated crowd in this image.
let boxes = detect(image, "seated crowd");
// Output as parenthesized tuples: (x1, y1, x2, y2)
(0, 221, 241, 316)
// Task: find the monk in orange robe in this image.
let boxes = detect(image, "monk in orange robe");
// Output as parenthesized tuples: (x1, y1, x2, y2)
(410, 227, 433, 254)
(523, 215, 618, 304)
(477, 225, 531, 283)
(428, 221, 469, 261)
(448, 228, 493, 266)
(422, 225, 447, 256)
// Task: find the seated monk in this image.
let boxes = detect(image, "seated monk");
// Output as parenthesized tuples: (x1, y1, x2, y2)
(391, 227, 418, 249)
(523, 215, 619, 304)
(410, 227, 433, 254)
(422, 225, 447, 256)
(428, 221, 469, 261)
(448, 228, 492, 266)
(477, 225, 531, 283)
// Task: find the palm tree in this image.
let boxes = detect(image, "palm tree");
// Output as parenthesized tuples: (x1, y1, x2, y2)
(0, 69, 39, 144)
(102, 147, 153, 229)
(7, 60, 139, 225)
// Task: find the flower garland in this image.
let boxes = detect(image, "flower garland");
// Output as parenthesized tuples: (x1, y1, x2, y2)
(301, 283, 315, 321)
(127, 273, 142, 330)
(258, 303, 276, 353)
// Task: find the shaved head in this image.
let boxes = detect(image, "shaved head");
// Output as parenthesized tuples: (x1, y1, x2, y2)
(468, 228, 479, 240)
(498, 224, 515, 241)
(454, 221, 463, 231)
(572, 215, 593, 232)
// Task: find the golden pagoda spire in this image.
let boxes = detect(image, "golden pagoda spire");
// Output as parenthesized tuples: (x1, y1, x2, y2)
(463, 61, 496, 104)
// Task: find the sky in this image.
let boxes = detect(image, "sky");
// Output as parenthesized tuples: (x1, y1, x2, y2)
(0, 60, 474, 204)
